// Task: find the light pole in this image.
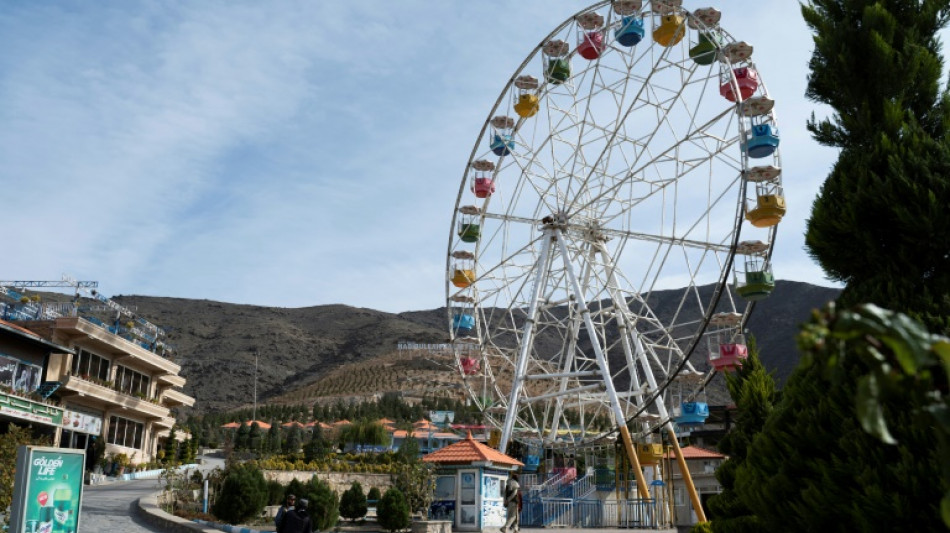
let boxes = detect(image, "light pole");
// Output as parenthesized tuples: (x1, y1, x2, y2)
(252, 351, 259, 422)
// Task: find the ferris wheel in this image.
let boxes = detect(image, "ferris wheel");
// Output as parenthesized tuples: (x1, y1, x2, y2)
(446, 0, 783, 477)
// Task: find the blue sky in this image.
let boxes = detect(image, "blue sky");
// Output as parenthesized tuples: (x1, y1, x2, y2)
(0, 1, 863, 312)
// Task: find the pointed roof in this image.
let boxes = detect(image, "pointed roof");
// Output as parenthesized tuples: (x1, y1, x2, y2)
(422, 432, 523, 467)
(282, 421, 306, 428)
(378, 418, 396, 424)
(221, 420, 272, 430)
(333, 419, 353, 426)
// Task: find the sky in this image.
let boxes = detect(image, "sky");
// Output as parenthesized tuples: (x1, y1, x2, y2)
(0, 1, 864, 312)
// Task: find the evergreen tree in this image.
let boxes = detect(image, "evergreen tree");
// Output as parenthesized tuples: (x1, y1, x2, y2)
(735, 305, 944, 530)
(248, 422, 263, 452)
(377, 488, 410, 533)
(802, 0, 950, 335)
(339, 481, 368, 522)
(212, 463, 268, 524)
(235, 421, 250, 451)
(284, 426, 303, 454)
(304, 475, 339, 531)
(265, 423, 281, 455)
(706, 338, 777, 532)
(164, 427, 179, 465)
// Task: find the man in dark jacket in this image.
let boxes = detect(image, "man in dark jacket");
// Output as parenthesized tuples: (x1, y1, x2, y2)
(278, 498, 313, 533)
(275, 493, 296, 530)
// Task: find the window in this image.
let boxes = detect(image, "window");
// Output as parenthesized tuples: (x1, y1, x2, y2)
(114, 365, 150, 398)
(107, 415, 144, 449)
(72, 349, 110, 381)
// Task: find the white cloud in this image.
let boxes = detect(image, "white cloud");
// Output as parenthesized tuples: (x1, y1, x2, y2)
(0, 1, 922, 313)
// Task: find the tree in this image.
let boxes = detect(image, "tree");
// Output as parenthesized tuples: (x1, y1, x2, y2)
(802, 0, 950, 335)
(248, 422, 263, 452)
(235, 422, 250, 451)
(302, 475, 339, 531)
(284, 426, 303, 454)
(377, 487, 410, 533)
(265, 424, 281, 455)
(0, 425, 48, 527)
(212, 463, 268, 524)
(395, 432, 420, 463)
(706, 338, 777, 532)
(339, 421, 389, 451)
(391, 460, 435, 516)
(163, 427, 179, 465)
(734, 304, 946, 530)
(340, 481, 368, 522)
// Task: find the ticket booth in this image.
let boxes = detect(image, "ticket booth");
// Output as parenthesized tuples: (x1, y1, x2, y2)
(423, 432, 523, 532)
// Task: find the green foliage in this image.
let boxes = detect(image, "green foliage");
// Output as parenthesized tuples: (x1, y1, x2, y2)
(285, 478, 306, 501)
(235, 422, 250, 451)
(368, 486, 382, 502)
(689, 521, 713, 533)
(377, 487, 411, 532)
(265, 424, 281, 455)
(707, 337, 776, 532)
(211, 463, 268, 524)
(390, 460, 435, 514)
(801, 0, 950, 335)
(300, 475, 339, 531)
(248, 422, 262, 452)
(735, 303, 946, 530)
(284, 426, 303, 454)
(395, 433, 420, 463)
(339, 420, 389, 448)
(164, 427, 179, 465)
(267, 479, 285, 505)
(0, 426, 48, 526)
(340, 481, 368, 521)
(303, 432, 331, 463)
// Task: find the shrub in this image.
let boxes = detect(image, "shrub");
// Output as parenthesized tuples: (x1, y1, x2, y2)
(377, 487, 410, 533)
(211, 463, 268, 524)
(304, 475, 339, 531)
(690, 522, 713, 533)
(340, 481, 368, 522)
(367, 486, 382, 503)
(267, 479, 285, 505)
(0, 426, 48, 527)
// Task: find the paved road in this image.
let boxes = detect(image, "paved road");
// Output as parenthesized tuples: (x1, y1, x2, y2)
(78, 478, 166, 533)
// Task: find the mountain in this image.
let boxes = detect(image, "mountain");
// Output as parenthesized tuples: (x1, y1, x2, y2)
(108, 280, 839, 415)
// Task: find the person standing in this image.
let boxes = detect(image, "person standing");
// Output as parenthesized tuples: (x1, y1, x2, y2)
(278, 498, 313, 533)
(501, 474, 521, 533)
(275, 493, 296, 530)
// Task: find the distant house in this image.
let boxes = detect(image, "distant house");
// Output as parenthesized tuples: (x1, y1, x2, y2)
(665, 445, 726, 527)
(389, 428, 463, 454)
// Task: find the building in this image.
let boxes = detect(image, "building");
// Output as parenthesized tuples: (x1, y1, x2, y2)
(0, 319, 73, 444)
(9, 314, 195, 465)
(665, 445, 726, 527)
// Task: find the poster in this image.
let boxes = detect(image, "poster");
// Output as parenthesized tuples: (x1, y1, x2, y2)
(14, 364, 40, 393)
(0, 355, 18, 387)
(61, 411, 103, 436)
(10, 446, 85, 533)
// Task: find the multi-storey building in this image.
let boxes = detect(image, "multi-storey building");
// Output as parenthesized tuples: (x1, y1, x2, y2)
(2, 313, 194, 464)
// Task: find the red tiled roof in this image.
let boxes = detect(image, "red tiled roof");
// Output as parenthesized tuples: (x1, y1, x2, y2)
(333, 419, 352, 426)
(665, 445, 725, 460)
(221, 420, 272, 430)
(282, 421, 306, 428)
(423, 432, 523, 467)
(0, 319, 42, 338)
(378, 418, 395, 424)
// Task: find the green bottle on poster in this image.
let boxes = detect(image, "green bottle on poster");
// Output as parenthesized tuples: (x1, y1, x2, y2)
(52, 488, 72, 533)
(37, 505, 54, 533)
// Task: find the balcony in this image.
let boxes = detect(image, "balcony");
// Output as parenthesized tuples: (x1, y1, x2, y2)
(160, 388, 195, 408)
(59, 375, 170, 419)
(47, 317, 181, 375)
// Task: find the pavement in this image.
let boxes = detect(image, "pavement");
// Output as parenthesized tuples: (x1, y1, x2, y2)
(79, 478, 167, 533)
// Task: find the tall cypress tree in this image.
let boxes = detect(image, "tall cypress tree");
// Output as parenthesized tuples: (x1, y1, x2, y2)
(706, 338, 777, 532)
(802, 0, 950, 334)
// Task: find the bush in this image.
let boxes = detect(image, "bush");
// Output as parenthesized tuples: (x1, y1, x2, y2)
(367, 486, 382, 503)
(340, 481, 368, 521)
(690, 521, 713, 533)
(0, 426, 48, 527)
(211, 463, 268, 524)
(377, 488, 410, 533)
(303, 475, 339, 531)
(267, 480, 286, 505)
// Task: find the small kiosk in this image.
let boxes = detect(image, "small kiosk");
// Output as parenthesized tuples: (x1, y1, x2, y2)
(423, 432, 523, 532)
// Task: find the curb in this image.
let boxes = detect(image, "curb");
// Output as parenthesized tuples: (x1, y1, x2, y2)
(193, 519, 275, 533)
(136, 491, 220, 533)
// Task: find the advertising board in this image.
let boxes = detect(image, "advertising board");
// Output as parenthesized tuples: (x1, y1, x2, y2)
(9, 446, 85, 533)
